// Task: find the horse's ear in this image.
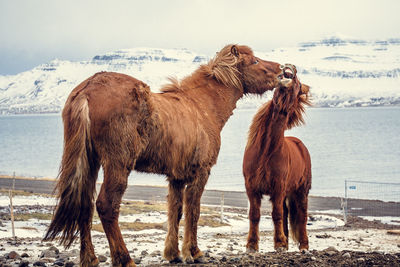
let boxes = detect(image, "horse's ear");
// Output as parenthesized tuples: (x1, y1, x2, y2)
(231, 45, 239, 57)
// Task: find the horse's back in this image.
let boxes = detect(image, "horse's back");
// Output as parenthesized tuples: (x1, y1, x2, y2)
(67, 72, 150, 119)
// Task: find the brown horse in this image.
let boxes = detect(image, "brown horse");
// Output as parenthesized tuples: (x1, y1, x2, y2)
(243, 65, 311, 253)
(43, 44, 285, 266)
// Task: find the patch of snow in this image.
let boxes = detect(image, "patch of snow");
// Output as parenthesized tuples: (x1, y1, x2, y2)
(360, 216, 400, 226)
(1, 37, 400, 114)
(0, 194, 56, 206)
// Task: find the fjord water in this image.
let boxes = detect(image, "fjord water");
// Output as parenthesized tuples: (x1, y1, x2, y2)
(0, 107, 399, 200)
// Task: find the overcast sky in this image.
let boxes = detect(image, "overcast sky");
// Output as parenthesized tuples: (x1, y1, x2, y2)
(1, 0, 399, 75)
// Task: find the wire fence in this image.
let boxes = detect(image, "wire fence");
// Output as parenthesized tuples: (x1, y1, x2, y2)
(343, 180, 400, 224)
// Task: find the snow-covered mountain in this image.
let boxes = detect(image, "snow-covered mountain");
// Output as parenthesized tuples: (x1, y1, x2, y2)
(1, 37, 400, 114)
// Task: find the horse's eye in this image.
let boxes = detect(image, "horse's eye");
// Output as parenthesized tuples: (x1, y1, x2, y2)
(254, 59, 259, 65)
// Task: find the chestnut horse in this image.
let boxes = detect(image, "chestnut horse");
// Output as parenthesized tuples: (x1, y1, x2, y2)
(243, 65, 311, 253)
(43, 44, 284, 266)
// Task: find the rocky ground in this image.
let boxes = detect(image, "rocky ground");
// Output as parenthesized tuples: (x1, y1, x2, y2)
(1, 234, 399, 267)
(0, 190, 399, 266)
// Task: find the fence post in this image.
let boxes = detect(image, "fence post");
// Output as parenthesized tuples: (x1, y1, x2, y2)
(9, 172, 16, 239)
(220, 192, 224, 223)
(343, 180, 348, 225)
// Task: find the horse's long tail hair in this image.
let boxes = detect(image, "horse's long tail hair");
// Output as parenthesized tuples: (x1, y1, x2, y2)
(286, 197, 302, 244)
(43, 93, 98, 248)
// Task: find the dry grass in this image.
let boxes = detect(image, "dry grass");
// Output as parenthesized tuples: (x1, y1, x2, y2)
(0, 188, 53, 198)
(92, 221, 164, 233)
(14, 213, 53, 221)
(198, 215, 229, 227)
(1, 192, 234, 230)
(119, 201, 167, 215)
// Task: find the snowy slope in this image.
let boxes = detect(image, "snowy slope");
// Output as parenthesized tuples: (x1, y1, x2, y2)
(1, 37, 400, 114)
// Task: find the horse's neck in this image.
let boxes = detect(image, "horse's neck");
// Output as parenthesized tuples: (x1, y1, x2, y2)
(264, 103, 286, 153)
(185, 74, 243, 130)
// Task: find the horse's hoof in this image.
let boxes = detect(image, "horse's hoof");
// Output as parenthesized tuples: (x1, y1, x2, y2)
(301, 249, 311, 255)
(246, 247, 258, 254)
(169, 257, 183, 264)
(183, 255, 194, 264)
(275, 247, 287, 253)
(194, 256, 206, 263)
(81, 257, 99, 267)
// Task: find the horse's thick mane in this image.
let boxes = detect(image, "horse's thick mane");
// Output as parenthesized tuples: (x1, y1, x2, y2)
(246, 87, 311, 149)
(278, 90, 312, 130)
(161, 44, 246, 93)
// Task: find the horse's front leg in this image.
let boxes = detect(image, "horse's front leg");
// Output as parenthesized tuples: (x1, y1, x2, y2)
(181, 170, 208, 263)
(163, 179, 185, 263)
(271, 194, 288, 251)
(246, 192, 261, 252)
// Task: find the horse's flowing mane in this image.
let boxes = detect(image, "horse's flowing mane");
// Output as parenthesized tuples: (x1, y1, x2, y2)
(161, 44, 245, 93)
(246, 86, 311, 149)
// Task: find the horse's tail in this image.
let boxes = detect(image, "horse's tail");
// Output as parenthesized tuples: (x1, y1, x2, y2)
(43, 94, 98, 248)
(286, 197, 302, 244)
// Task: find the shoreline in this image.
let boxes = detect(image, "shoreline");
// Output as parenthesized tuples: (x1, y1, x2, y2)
(1, 175, 399, 217)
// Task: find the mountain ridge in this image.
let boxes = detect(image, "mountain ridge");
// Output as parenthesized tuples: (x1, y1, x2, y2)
(1, 37, 400, 114)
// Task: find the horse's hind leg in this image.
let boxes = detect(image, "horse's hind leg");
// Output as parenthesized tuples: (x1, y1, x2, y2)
(181, 169, 208, 263)
(80, 163, 100, 267)
(246, 192, 261, 253)
(164, 179, 185, 262)
(96, 163, 135, 267)
(294, 192, 309, 251)
(283, 198, 289, 246)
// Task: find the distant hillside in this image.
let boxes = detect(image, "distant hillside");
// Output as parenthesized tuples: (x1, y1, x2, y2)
(1, 37, 400, 114)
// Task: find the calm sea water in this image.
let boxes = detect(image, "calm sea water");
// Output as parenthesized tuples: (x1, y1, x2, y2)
(1, 107, 400, 200)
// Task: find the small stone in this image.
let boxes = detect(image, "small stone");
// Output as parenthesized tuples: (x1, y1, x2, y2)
(54, 259, 65, 266)
(40, 249, 57, 258)
(20, 252, 29, 258)
(19, 260, 30, 267)
(134, 258, 141, 265)
(311, 256, 316, 261)
(342, 252, 351, 258)
(7, 250, 20, 259)
(65, 261, 76, 267)
(357, 257, 365, 263)
(33, 260, 47, 266)
(141, 250, 148, 256)
(323, 246, 338, 256)
(40, 258, 55, 263)
(48, 246, 59, 254)
(97, 255, 107, 263)
(230, 257, 240, 263)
